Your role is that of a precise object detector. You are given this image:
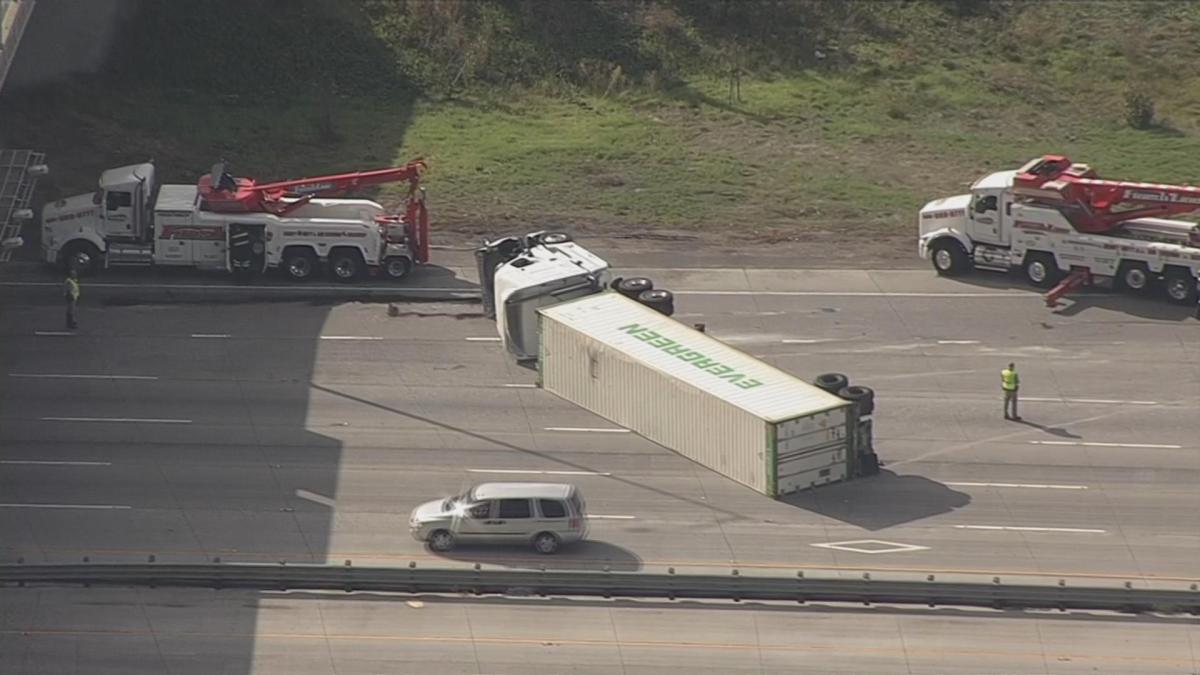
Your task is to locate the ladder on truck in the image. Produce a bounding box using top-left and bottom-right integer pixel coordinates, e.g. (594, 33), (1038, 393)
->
(0, 149), (46, 262)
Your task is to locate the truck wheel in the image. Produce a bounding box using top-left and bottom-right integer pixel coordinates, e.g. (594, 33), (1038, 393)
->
(1022, 252), (1062, 288)
(539, 232), (572, 245)
(838, 385), (876, 416)
(616, 277), (653, 298)
(329, 250), (363, 283)
(1163, 269), (1199, 305)
(1115, 261), (1152, 294)
(383, 256), (413, 281)
(282, 248), (318, 282)
(637, 289), (675, 316)
(930, 240), (970, 276)
(60, 241), (101, 276)
(813, 373), (849, 395)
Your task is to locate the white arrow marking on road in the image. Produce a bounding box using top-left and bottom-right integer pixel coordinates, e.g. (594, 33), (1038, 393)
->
(953, 525), (1106, 534)
(1029, 440), (1182, 449)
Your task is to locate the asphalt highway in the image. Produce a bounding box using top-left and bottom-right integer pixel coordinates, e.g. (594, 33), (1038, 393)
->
(2, 587), (1197, 674)
(1, 261), (1197, 673)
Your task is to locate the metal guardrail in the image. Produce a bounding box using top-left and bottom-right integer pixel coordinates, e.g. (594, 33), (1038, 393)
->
(2, 562), (1198, 613)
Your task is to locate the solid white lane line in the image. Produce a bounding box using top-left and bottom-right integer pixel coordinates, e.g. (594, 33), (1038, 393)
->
(33, 331), (74, 336)
(677, 291), (1021, 298)
(780, 338), (836, 344)
(1023, 397), (1159, 406)
(936, 340), (980, 345)
(0, 460), (112, 466)
(588, 515), (636, 520)
(191, 334), (231, 339)
(466, 337), (502, 342)
(0, 281), (472, 292)
(953, 525), (1106, 534)
(1029, 440), (1182, 449)
(40, 417), (192, 424)
(945, 481), (1087, 490)
(295, 489), (336, 508)
(503, 384), (537, 388)
(320, 336), (383, 341)
(467, 469), (613, 476)
(544, 427), (631, 434)
(8, 373), (158, 381)
(0, 503), (131, 510)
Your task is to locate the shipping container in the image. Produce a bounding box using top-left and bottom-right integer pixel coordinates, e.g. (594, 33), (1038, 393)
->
(538, 292), (857, 497)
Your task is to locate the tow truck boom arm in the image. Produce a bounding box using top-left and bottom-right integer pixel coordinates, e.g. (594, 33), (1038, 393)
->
(1012, 155), (1200, 233)
(198, 159), (427, 216)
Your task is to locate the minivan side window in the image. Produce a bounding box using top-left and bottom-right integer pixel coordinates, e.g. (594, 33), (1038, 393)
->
(498, 499), (532, 519)
(538, 499), (567, 518)
(468, 503), (491, 519)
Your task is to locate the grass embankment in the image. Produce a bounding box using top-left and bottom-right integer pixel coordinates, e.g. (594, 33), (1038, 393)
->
(5, 1), (1200, 256)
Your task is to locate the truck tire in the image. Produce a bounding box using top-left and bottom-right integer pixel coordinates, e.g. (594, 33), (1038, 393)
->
(838, 385), (875, 416)
(383, 255), (413, 281)
(1022, 252), (1062, 288)
(539, 232), (572, 245)
(328, 249), (364, 283)
(637, 289), (675, 316)
(1115, 261), (1152, 294)
(616, 277), (654, 298)
(930, 239), (970, 276)
(813, 373), (849, 395)
(60, 241), (101, 276)
(1163, 268), (1199, 305)
(282, 247), (318, 282)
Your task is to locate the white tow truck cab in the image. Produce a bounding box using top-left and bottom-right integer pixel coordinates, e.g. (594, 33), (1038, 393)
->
(42, 160), (429, 283)
(919, 157), (1200, 305)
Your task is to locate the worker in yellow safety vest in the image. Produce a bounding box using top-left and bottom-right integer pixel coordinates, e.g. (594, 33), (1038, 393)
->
(1001, 362), (1020, 421)
(64, 269), (79, 330)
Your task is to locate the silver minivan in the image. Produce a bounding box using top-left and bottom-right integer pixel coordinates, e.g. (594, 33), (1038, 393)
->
(409, 482), (588, 554)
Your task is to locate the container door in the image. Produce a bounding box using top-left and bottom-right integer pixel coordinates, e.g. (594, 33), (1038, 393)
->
(773, 408), (850, 495)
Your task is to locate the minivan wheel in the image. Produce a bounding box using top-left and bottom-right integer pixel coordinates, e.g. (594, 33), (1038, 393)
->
(428, 530), (456, 552)
(532, 532), (560, 554)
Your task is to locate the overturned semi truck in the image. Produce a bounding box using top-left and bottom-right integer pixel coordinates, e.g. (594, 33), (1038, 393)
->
(475, 231), (879, 497)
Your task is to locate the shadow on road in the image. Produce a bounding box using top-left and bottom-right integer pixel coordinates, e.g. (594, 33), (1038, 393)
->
(435, 539), (642, 572)
(943, 272), (1199, 322)
(782, 469), (970, 531)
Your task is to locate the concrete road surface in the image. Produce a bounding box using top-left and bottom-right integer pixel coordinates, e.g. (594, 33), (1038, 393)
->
(2, 587), (1197, 674)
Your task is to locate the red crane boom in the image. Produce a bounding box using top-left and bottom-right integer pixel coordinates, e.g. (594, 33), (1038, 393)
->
(196, 159), (431, 263)
(1012, 155), (1200, 233)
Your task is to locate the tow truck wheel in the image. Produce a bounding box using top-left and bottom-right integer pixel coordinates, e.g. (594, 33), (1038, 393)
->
(1115, 261), (1152, 293)
(539, 232), (572, 245)
(329, 250), (363, 283)
(282, 248), (318, 282)
(930, 240), (969, 276)
(1022, 253), (1062, 288)
(61, 241), (100, 276)
(383, 256), (413, 281)
(1163, 269), (1199, 305)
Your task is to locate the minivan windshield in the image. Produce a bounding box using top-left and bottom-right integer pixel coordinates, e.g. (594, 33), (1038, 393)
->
(442, 488), (475, 511)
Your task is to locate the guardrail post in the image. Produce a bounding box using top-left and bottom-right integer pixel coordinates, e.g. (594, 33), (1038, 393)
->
(408, 561), (417, 594)
(1190, 583), (1199, 616)
(731, 569), (740, 603)
(991, 576), (1003, 610)
(538, 565), (547, 598)
(603, 565), (612, 599)
(344, 559), (353, 594)
(1057, 578), (1067, 612)
(473, 563), (482, 596)
(667, 567), (675, 601)
(796, 570), (805, 605)
(861, 572), (871, 606)
(278, 560), (287, 592)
